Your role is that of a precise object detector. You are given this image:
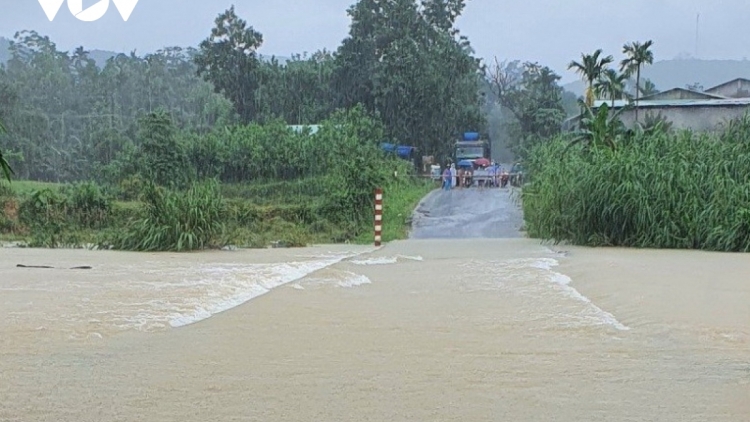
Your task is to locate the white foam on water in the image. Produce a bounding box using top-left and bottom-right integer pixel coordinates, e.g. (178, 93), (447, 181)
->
(351, 256), (398, 265)
(167, 253), (361, 328)
(336, 272), (372, 288)
(350, 255), (424, 265)
(530, 258), (629, 331)
(543, 247), (569, 257)
(458, 257), (629, 331)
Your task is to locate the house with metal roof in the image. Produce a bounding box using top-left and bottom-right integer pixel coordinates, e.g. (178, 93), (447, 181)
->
(704, 78), (750, 99)
(639, 87), (727, 101)
(563, 77), (750, 132)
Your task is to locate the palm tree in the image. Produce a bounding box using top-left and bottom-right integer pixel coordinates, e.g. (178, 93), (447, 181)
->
(639, 79), (659, 97)
(568, 49), (614, 107)
(595, 68), (629, 108)
(0, 120), (13, 182)
(620, 40), (655, 122)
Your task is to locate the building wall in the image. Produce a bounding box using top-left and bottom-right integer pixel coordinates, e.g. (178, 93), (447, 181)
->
(617, 105), (750, 131)
(705, 80), (750, 98)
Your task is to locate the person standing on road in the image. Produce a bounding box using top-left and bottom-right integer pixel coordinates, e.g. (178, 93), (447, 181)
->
(450, 164), (457, 188)
(442, 166), (451, 190)
(489, 162), (498, 188)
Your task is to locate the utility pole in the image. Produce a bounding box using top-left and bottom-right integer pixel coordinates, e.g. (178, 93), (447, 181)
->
(695, 13), (700, 58)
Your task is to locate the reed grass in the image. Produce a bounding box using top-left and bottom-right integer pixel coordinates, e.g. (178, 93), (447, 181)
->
(109, 180), (226, 252)
(522, 115), (750, 251)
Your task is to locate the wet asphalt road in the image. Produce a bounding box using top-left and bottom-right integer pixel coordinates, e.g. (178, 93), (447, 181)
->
(409, 185), (525, 239)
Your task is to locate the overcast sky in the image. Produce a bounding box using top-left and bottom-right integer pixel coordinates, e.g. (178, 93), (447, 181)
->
(2, 0), (749, 83)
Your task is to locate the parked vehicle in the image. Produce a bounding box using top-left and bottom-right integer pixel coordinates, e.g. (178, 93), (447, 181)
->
(453, 131), (491, 166)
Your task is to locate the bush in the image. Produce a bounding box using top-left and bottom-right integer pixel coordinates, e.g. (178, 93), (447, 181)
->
(59, 182), (113, 229)
(109, 179), (226, 251)
(117, 175), (146, 201)
(523, 116), (750, 251)
(18, 189), (69, 247)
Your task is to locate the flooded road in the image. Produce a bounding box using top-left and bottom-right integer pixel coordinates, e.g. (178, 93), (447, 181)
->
(410, 186), (525, 239)
(1, 186), (748, 421)
(1, 240), (748, 421)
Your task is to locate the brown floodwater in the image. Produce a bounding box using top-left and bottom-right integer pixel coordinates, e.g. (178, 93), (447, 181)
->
(0, 239), (747, 421)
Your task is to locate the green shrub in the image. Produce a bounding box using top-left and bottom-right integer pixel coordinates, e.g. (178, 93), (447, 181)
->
(523, 115), (750, 251)
(18, 189), (69, 247)
(109, 180), (226, 251)
(117, 175), (146, 201)
(59, 182), (113, 229)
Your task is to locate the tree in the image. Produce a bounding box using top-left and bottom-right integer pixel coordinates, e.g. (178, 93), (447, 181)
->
(595, 68), (629, 107)
(488, 59), (566, 157)
(567, 102), (628, 153)
(194, 6), (264, 123)
(332, 0), (484, 158)
(640, 79), (659, 97)
(134, 110), (192, 187)
(568, 49), (613, 107)
(0, 29), (232, 183)
(0, 120), (13, 182)
(686, 82), (704, 92)
(620, 40), (654, 122)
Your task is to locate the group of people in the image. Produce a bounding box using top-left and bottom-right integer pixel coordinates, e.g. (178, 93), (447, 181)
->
(440, 162), (509, 190)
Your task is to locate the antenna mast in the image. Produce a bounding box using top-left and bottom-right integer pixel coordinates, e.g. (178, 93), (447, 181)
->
(695, 13), (700, 58)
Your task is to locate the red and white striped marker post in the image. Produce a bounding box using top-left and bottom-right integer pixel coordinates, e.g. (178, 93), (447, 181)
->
(374, 188), (383, 247)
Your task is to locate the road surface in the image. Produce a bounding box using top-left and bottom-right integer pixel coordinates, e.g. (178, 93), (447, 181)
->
(409, 185), (525, 239)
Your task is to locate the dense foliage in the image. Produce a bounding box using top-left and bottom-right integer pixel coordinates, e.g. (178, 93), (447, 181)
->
(523, 114), (750, 251)
(0, 1), (486, 184)
(0, 106), (428, 249)
(0, 1), (486, 250)
(487, 60), (567, 158)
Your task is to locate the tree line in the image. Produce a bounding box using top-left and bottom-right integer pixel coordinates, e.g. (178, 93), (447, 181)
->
(0, 0), (487, 184)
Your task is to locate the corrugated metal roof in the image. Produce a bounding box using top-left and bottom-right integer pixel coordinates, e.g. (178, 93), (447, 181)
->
(640, 87), (727, 100)
(594, 98), (750, 109)
(705, 78), (750, 93)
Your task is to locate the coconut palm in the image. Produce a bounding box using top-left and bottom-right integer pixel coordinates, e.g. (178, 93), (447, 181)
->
(0, 120), (13, 183)
(639, 79), (659, 97)
(568, 49), (614, 107)
(620, 40), (655, 122)
(595, 68), (629, 108)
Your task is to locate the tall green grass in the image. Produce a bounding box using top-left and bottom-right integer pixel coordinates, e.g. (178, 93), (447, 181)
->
(109, 180), (226, 251)
(523, 116), (750, 251)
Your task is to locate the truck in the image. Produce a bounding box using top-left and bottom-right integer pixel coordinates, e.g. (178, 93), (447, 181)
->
(451, 132), (496, 187)
(453, 132), (491, 166)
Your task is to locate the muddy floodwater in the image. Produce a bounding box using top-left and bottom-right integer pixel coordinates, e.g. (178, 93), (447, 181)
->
(1, 239), (748, 421)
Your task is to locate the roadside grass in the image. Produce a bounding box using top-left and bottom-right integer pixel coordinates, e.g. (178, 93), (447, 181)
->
(355, 178), (436, 244)
(1, 177), (435, 249)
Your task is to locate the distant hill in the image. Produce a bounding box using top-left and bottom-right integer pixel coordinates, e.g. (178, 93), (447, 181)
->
(0, 36), (290, 67)
(563, 58), (750, 96)
(11, 35), (750, 102)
